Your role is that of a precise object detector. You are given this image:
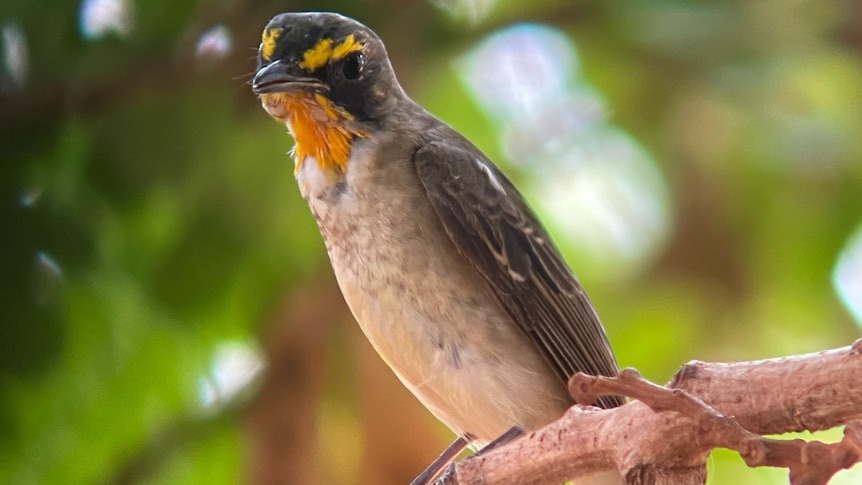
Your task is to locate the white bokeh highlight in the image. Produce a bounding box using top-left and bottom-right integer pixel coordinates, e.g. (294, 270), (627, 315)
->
(79, 0), (134, 40)
(459, 25), (671, 277)
(198, 340), (265, 411)
(195, 24), (232, 61)
(833, 222), (862, 327)
(2, 22), (28, 90)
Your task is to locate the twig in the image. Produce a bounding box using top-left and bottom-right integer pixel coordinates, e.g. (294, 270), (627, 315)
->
(437, 340), (862, 485)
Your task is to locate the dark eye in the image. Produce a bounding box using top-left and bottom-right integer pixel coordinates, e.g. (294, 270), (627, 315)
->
(341, 52), (364, 80)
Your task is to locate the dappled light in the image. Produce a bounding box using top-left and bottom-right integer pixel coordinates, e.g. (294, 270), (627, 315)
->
(458, 25), (670, 278)
(834, 224), (862, 328)
(197, 340), (264, 412)
(79, 0), (134, 40)
(433, 0), (498, 24)
(1, 1), (860, 485)
(1, 21), (27, 92)
(195, 25), (233, 62)
(32, 251), (64, 306)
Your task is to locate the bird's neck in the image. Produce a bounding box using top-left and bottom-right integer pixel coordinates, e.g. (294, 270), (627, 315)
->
(261, 92), (365, 175)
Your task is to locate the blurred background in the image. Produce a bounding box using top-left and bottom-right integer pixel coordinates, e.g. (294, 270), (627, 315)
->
(2, 0), (861, 484)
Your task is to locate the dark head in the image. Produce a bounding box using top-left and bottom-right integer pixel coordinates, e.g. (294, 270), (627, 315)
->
(252, 12), (401, 124)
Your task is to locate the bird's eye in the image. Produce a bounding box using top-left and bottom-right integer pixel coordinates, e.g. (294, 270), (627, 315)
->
(342, 52), (364, 80)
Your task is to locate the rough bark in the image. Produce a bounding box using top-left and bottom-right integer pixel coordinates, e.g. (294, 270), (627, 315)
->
(437, 340), (862, 485)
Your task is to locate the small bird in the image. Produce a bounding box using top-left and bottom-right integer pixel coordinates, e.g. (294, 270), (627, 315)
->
(252, 12), (623, 484)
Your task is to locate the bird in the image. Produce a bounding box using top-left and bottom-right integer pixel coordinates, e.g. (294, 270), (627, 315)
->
(251, 11), (624, 484)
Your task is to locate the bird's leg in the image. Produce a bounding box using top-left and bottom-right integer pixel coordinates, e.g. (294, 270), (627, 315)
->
(408, 427), (525, 485)
(408, 434), (472, 485)
(473, 425), (524, 457)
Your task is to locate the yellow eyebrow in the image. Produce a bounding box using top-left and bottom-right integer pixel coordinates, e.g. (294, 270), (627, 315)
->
(332, 34), (361, 60)
(299, 35), (362, 71)
(261, 27), (282, 61)
(298, 38), (333, 71)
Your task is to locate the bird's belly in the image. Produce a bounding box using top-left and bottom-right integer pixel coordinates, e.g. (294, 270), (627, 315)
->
(333, 231), (571, 444)
(296, 158), (570, 443)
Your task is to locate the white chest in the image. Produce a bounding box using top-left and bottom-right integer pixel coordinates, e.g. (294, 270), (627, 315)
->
(294, 149), (569, 442)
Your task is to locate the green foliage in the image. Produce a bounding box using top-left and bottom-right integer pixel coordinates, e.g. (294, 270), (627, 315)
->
(1, 0), (860, 484)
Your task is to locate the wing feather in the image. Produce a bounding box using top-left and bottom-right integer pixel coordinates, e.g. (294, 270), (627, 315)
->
(414, 140), (623, 408)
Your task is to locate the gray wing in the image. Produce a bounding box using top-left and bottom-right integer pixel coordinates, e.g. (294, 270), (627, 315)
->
(414, 140), (623, 409)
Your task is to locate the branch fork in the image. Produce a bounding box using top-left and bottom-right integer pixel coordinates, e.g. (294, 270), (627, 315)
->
(436, 340), (862, 485)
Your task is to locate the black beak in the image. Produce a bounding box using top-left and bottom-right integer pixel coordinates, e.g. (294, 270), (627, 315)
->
(252, 60), (327, 95)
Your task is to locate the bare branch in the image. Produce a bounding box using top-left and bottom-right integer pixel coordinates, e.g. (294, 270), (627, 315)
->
(437, 340), (862, 485)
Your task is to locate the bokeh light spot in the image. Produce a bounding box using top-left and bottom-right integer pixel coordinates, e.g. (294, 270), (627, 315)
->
(79, 0), (134, 40)
(195, 24), (233, 61)
(833, 223), (862, 327)
(1, 22), (28, 92)
(459, 25), (671, 278)
(431, 0), (498, 24)
(33, 251), (64, 306)
(198, 341), (265, 411)
(18, 188), (42, 208)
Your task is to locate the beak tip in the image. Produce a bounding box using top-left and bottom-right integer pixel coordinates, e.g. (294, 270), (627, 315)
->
(251, 60), (325, 95)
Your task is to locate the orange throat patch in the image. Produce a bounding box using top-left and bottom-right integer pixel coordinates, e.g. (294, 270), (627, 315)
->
(259, 92), (365, 174)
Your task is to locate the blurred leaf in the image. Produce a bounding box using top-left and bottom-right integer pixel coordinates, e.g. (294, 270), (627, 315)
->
(2, 1), (861, 484)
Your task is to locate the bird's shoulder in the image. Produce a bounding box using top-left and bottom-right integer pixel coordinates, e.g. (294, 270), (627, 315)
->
(410, 123), (622, 407)
(411, 123), (576, 295)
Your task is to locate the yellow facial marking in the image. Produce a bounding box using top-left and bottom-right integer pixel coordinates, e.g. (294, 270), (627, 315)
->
(299, 38), (333, 71)
(332, 35), (361, 60)
(298, 35), (362, 71)
(261, 27), (282, 61)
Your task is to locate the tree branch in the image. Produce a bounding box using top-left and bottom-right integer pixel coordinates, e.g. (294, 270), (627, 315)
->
(437, 339), (862, 485)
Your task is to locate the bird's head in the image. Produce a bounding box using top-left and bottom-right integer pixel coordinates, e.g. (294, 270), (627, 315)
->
(252, 12), (401, 174)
